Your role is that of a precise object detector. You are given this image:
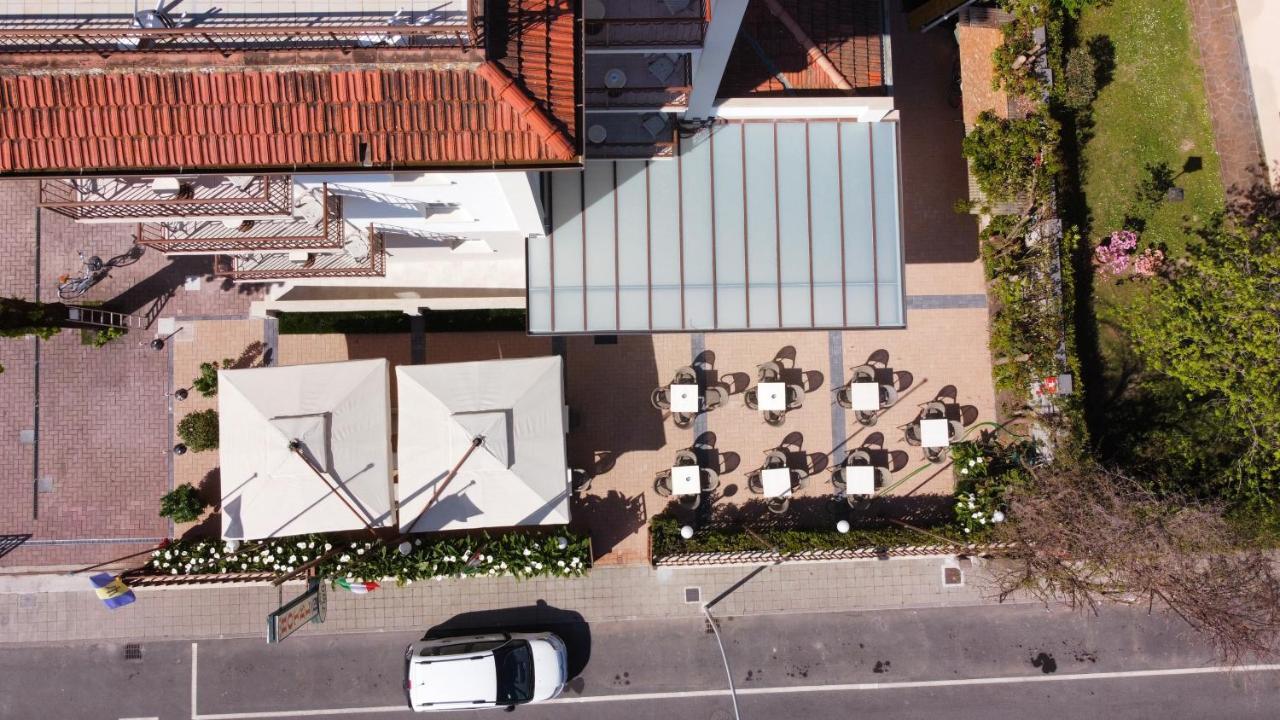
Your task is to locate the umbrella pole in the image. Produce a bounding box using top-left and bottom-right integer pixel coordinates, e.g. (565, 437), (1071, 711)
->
(289, 440), (380, 538)
(400, 436), (484, 535)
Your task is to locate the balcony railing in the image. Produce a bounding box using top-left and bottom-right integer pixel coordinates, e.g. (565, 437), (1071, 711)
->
(137, 186), (343, 253)
(586, 86), (690, 109)
(40, 175), (293, 221)
(584, 18), (705, 48)
(0, 25), (472, 57)
(214, 226), (387, 280)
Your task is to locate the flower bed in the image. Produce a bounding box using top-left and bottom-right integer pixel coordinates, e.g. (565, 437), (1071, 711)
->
(650, 514), (993, 563)
(144, 530), (591, 585)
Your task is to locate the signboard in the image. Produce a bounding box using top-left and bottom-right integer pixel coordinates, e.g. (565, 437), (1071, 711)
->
(267, 578), (327, 644)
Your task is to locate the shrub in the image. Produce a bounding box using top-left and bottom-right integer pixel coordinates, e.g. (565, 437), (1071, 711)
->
(82, 326), (127, 347)
(1060, 45), (1098, 110)
(962, 111), (1061, 204)
(159, 483), (207, 523)
(177, 409), (220, 452)
(192, 360), (230, 397)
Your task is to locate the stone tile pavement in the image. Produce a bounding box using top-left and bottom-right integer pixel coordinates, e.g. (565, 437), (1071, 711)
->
(1188, 0), (1268, 193)
(0, 555), (1019, 644)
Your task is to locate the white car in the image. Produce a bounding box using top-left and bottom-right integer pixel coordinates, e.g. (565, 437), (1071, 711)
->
(405, 632), (568, 712)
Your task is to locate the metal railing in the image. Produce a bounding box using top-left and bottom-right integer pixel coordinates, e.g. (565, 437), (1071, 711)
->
(0, 25), (472, 56)
(214, 226), (386, 280)
(584, 18), (705, 48)
(586, 86), (690, 109)
(40, 175), (293, 221)
(137, 185), (343, 253)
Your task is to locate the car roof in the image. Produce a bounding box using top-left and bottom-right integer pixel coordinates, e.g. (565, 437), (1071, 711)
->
(409, 654), (498, 706)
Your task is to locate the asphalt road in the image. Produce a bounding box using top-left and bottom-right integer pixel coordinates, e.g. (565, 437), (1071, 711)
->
(3, 602), (1279, 720)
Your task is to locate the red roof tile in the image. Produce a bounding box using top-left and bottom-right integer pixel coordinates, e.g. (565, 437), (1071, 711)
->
(499, 0), (578, 143)
(0, 64), (578, 174)
(721, 0), (885, 97)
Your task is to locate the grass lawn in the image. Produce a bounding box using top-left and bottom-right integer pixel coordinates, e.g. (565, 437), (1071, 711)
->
(1078, 0), (1224, 258)
(1074, 0), (1224, 405)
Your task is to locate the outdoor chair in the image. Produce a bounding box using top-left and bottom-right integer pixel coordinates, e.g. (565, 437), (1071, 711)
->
(767, 496), (791, 515)
(764, 409), (786, 426)
(831, 467), (847, 493)
(855, 408), (878, 427)
(880, 384), (899, 408)
(570, 468), (592, 494)
(757, 361), (783, 382)
(673, 411), (695, 429)
(672, 365), (698, 385)
(949, 419), (965, 443)
(674, 448), (699, 467)
(847, 449), (873, 467)
(922, 400), (947, 420)
(764, 449), (788, 469)
(677, 492), (701, 510)
(925, 445), (948, 464)
(650, 387), (671, 411)
(850, 365), (876, 384)
(700, 467), (720, 493)
(835, 384), (853, 410)
(785, 384), (804, 410)
(746, 469), (764, 494)
(904, 422), (923, 446)
(653, 470), (673, 497)
(704, 385), (728, 411)
(790, 468), (810, 492)
(744, 386), (760, 410)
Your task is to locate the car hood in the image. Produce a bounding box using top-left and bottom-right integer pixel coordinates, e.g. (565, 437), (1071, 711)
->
(529, 638), (567, 701)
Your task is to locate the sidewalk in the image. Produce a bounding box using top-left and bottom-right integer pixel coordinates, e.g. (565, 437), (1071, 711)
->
(0, 556), (1019, 644)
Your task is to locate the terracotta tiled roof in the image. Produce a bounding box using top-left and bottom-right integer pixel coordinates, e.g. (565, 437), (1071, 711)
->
(721, 0), (885, 97)
(0, 64), (577, 175)
(499, 0), (577, 142)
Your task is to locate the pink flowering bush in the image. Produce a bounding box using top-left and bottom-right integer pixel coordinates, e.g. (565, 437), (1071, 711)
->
(1094, 230), (1139, 276)
(1131, 247), (1166, 277)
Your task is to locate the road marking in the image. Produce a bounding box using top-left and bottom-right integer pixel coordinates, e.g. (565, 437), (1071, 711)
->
(190, 663), (1280, 719)
(191, 642), (199, 720)
(118, 716), (160, 720)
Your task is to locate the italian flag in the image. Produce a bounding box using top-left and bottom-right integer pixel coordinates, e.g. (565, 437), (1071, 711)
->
(336, 578), (380, 593)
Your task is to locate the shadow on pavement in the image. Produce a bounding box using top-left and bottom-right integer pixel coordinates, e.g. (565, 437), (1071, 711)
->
(424, 600), (592, 682)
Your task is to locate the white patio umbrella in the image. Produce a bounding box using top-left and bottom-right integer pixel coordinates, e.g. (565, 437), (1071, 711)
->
(218, 358), (394, 540)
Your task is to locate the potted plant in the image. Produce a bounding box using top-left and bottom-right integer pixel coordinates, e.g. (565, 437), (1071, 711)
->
(177, 409), (220, 452)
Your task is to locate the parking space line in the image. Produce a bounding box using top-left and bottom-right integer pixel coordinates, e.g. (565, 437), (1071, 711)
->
(187, 663), (1280, 718)
(191, 642), (198, 720)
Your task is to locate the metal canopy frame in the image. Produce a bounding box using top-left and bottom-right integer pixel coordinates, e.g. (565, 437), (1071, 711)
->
(528, 119), (905, 334)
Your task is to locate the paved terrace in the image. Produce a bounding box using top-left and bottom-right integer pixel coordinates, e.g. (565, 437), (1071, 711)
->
(0, 4), (981, 570)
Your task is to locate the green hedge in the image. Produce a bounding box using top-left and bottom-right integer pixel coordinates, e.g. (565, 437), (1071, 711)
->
(650, 515), (992, 560)
(422, 309), (526, 332)
(144, 529), (590, 584)
(278, 311), (411, 334)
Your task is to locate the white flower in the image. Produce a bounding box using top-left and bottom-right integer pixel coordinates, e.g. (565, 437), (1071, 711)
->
(324, 543), (333, 551)
(486, 555), (494, 562)
(414, 539), (422, 546)
(351, 542), (359, 548)
(406, 579), (413, 584)
(523, 548), (532, 556)
(499, 562), (508, 570)
(152, 550), (161, 557)
(297, 541), (306, 549)
(533, 562), (543, 570)
(171, 568), (179, 574)
(963, 527), (971, 533)
(434, 575), (444, 581)
(241, 564), (248, 570)
(164, 551), (172, 559)
(288, 555), (297, 563)
(557, 560), (565, 567)
(365, 542), (373, 549)
(960, 468), (968, 475)
(339, 554), (351, 562)
(356, 548), (365, 555)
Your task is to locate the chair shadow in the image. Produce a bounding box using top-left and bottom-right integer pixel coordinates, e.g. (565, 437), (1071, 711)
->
(934, 385), (959, 402)
(805, 452), (829, 474)
(719, 451), (741, 474)
(888, 450), (911, 472)
(872, 366), (895, 386)
(720, 372), (753, 395)
(779, 431), (806, 452)
(861, 431), (886, 449)
(894, 370), (915, 392)
(694, 349), (717, 372)
(959, 405), (980, 426)
(773, 345), (798, 367)
(571, 490), (646, 561)
(801, 370), (825, 393)
(866, 349), (890, 367)
(694, 431), (718, 449)
(592, 451), (617, 476)
(722, 482), (739, 498)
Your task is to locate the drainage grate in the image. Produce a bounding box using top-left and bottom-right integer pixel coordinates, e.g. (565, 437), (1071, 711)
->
(123, 643), (142, 661)
(684, 586), (701, 603)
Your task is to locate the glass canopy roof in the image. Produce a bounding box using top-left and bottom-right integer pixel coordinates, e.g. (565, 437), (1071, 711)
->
(528, 119), (904, 334)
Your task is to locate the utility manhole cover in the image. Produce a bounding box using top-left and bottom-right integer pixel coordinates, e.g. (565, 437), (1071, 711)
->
(683, 587), (701, 603)
(123, 643), (142, 661)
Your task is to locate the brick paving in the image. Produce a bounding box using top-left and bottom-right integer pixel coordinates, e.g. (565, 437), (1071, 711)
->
(1187, 0), (1268, 193)
(0, 556), (1021, 644)
(0, 178), (268, 569)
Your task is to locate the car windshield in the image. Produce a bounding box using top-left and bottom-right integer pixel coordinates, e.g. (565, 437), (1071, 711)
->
(494, 640), (534, 704)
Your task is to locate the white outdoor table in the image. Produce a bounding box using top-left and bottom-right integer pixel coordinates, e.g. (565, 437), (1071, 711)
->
(762, 467), (792, 497)
(920, 418), (951, 448)
(844, 465), (876, 495)
(757, 382), (786, 411)
(671, 465), (700, 496)
(849, 382), (880, 411)
(670, 384), (699, 413)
